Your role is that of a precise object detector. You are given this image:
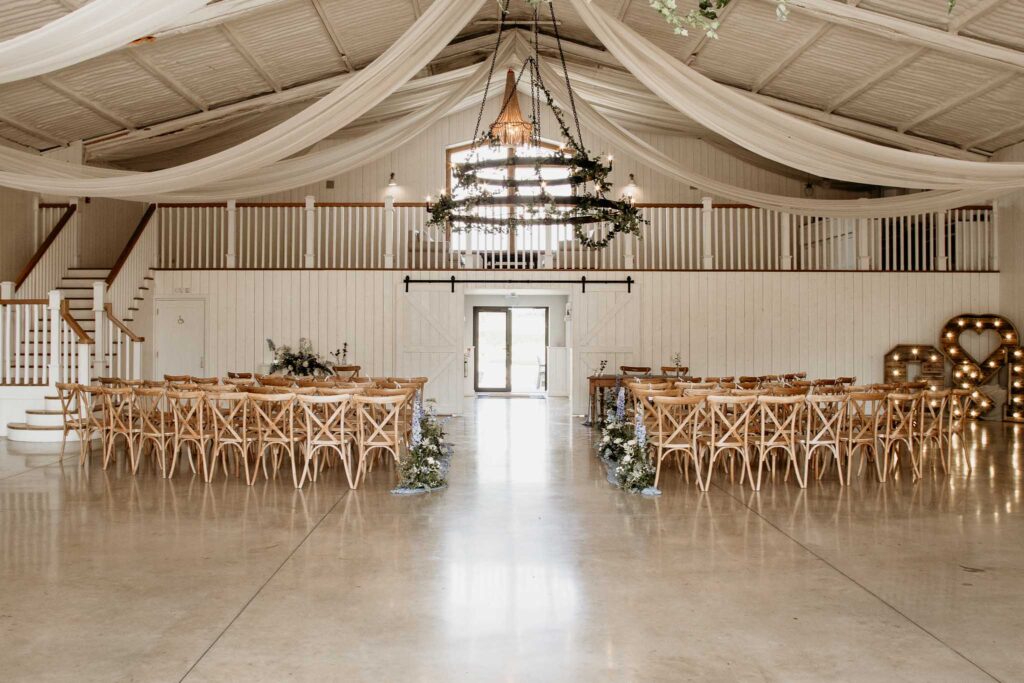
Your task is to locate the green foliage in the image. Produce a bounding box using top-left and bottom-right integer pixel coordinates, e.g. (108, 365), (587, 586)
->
(266, 338), (333, 377)
(615, 437), (656, 492)
(598, 418), (633, 462)
(396, 401), (451, 491)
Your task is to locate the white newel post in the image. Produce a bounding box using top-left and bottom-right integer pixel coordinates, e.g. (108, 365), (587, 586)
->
(0, 282), (12, 383)
(304, 195), (316, 268)
(780, 212), (793, 270)
(384, 194), (395, 268)
(700, 197), (714, 270)
(77, 341), (91, 386)
(92, 281), (106, 377)
(226, 199), (237, 268)
(855, 217), (872, 270)
(47, 290), (61, 387)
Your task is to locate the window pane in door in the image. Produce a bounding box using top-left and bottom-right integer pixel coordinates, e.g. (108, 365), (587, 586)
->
(476, 310), (508, 390)
(510, 308), (547, 393)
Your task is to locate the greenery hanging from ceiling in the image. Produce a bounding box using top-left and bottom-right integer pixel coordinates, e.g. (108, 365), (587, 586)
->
(522, 0), (958, 40)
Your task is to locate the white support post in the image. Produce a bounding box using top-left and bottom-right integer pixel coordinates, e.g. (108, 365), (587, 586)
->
(131, 340), (142, 380)
(856, 217), (873, 270)
(225, 199), (237, 268)
(77, 342), (91, 386)
(780, 212), (793, 270)
(47, 290), (61, 387)
(384, 194), (395, 269)
(70, 197), (80, 268)
(700, 197), (715, 270)
(991, 206), (999, 272)
(92, 281), (106, 377)
(0, 282), (12, 384)
(32, 194), (40, 247)
(933, 212), (948, 271)
(304, 195), (316, 268)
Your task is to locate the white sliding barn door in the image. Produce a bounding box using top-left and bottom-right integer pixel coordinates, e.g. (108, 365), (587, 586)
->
(570, 284), (642, 414)
(395, 285), (464, 415)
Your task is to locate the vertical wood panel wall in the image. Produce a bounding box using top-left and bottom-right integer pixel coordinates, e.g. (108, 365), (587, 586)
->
(151, 270), (999, 392)
(0, 186), (36, 283)
(78, 198), (148, 269)
(994, 141), (1024, 327)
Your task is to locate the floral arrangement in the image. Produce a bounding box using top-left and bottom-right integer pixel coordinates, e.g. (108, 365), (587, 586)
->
(266, 338), (334, 377)
(329, 342), (349, 365)
(395, 395), (453, 493)
(598, 386), (632, 461)
(614, 410), (658, 493)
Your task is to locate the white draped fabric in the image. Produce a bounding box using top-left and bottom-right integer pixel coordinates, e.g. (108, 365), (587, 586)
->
(157, 43), (517, 201)
(0, 0), (209, 84)
(538, 62), (1001, 217)
(568, 0), (1024, 192)
(0, 0), (485, 196)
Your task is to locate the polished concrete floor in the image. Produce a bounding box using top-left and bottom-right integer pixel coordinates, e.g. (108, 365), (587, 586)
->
(0, 397), (1021, 682)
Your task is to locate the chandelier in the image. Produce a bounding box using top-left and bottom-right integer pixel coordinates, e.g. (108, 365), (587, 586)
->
(425, 0), (645, 250)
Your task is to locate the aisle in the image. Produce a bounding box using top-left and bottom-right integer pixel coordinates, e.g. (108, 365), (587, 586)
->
(0, 398), (1018, 681)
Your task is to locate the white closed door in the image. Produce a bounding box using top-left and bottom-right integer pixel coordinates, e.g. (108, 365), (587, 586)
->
(154, 299), (206, 378)
(570, 284), (642, 413)
(396, 286), (463, 415)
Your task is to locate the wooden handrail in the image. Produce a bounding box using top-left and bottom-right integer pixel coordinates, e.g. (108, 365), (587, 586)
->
(106, 203), (156, 286)
(104, 303), (144, 342)
(0, 298), (48, 305)
(155, 201), (994, 212)
(60, 300), (93, 344)
(14, 204), (77, 290)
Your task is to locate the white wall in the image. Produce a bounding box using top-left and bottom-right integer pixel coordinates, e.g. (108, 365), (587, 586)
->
(148, 269), (998, 407)
(78, 198), (147, 268)
(994, 142), (1024, 327)
(0, 186), (36, 283)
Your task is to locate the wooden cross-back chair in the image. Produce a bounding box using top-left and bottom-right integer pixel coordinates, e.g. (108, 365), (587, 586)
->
(754, 395), (805, 489)
(660, 365), (689, 378)
(189, 376), (219, 385)
(248, 392), (297, 487)
(164, 374), (190, 383)
(703, 394), (757, 490)
(102, 386), (137, 471)
(844, 391), (886, 484)
(880, 393), (921, 481)
(620, 365), (652, 377)
(332, 365), (361, 380)
(257, 375), (294, 388)
(205, 391), (250, 484)
(354, 394), (409, 487)
(78, 385), (108, 466)
(920, 390), (950, 474)
(226, 371), (253, 380)
(945, 389), (973, 473)
(297, 394), (357, 489)
(54, 382), (85, 460)
(803, 394), (848, 486)
(166, 390), (209, 479)
(135, 387), (173, 477)
(651, 395), (706, 489)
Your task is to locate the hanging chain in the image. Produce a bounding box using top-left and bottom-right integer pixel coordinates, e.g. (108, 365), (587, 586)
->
(548, 0), (585, 151)
(471, 0), (512, 145)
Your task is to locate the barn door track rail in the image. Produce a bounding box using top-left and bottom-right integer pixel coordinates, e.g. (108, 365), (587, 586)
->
(403, 275), (634, 293)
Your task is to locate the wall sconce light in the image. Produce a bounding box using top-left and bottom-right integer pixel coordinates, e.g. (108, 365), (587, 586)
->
(387, 172), (397, 187)
(623, 173), (638, 200)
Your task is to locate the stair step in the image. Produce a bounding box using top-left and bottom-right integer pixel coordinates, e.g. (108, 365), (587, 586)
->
(25, 410), (66, 427)
(6, 422), (95, 443)
(60, 278), (103, 288)
(66, 268), (110, 277)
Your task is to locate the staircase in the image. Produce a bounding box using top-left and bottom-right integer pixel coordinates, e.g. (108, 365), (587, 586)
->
(5, 268), (108, 443)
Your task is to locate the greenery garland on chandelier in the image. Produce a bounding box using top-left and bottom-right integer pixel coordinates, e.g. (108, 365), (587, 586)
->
(426, 1), (646, 251)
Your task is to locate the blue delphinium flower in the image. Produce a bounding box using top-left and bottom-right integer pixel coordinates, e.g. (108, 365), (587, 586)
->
(615, 387), (626, 421)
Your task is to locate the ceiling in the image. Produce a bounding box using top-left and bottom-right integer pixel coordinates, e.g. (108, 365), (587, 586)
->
(0, 0), (1021, 171)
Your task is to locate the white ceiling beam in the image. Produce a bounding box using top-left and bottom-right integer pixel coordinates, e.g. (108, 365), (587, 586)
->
(898, 72), (1016, 132)
(38, 75), (137, 130)
(963, 119), (1024, 151)
(947, 0), (1010, 34)
(751, 23), (831, 93)
(127, 51), (209, 111)
(767, 0), (1024, 72)
(826, 46), (926, 113)
(151, 0), (294, 40)
(0, 109), (67, 147)
(220, 24), (282, 92)
(682, 0), (743, 64)
(309, 0), (355, 73)
(618, 0), (634, 21)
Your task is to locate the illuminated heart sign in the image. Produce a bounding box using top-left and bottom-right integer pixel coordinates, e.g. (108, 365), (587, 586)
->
(940, 314), (1020, 419)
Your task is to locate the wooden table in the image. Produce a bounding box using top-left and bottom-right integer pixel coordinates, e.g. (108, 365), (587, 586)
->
(585, 374), (679, 426)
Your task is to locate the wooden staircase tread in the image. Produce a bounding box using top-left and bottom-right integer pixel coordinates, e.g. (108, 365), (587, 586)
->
(25, 409), (64, 416)
(6, 422), (64, 431)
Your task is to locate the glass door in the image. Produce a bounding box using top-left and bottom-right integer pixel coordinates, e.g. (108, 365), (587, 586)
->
(474, 307), (510, 391)
(474, 307), (549, 393)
